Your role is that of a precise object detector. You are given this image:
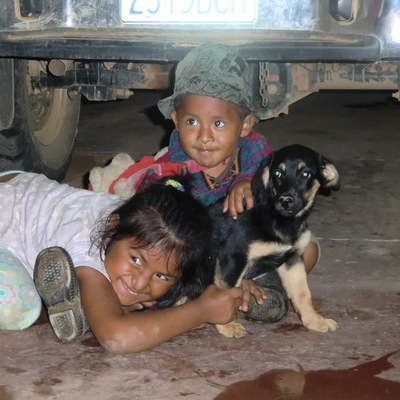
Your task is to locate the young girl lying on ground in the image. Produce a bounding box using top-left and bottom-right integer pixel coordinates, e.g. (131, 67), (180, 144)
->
(0, 171), (265, 353)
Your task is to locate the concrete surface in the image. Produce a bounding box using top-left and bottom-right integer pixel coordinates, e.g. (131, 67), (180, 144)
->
(1, 90), (399, 399)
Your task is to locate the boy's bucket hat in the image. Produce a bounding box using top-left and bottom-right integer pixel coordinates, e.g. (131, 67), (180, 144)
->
(158, 43), (254, 118)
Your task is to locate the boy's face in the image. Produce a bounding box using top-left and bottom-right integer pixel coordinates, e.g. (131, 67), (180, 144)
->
(170, 94), (255, 177)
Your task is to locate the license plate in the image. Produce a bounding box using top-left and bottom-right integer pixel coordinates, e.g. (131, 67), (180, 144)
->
(120, 0), (257, 24)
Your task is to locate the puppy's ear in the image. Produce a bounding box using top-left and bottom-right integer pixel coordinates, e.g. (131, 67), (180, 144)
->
(251, 152), (275, 205)
(319, 156), (340, 191)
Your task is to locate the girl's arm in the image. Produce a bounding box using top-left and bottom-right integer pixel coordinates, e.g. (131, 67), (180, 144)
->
(76, 266), (243, 354)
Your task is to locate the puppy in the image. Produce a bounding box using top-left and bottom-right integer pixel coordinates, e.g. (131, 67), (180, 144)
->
(208, 144), (340, 338)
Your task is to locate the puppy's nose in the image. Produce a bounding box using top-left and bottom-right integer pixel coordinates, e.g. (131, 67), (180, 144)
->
(279, 195), (294, 209)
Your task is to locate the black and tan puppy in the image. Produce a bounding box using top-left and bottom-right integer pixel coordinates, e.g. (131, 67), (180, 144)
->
(208, 144), (340, 338)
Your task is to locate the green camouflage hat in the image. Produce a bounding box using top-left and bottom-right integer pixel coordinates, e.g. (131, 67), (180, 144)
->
(158, 43), (254, 119)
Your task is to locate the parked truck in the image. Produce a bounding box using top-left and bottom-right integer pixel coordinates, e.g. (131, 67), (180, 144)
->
(1, 0), (399, 179)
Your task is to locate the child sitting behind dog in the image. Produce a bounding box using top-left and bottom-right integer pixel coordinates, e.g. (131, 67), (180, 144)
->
(91, 43), (320, 323)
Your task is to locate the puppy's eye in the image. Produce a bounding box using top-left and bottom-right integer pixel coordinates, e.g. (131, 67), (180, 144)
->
(273, 170), (282, 178)
(302, 171), (312, 179)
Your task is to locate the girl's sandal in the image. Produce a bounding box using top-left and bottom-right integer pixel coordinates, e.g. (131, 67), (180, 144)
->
(34, 246), (88, 341)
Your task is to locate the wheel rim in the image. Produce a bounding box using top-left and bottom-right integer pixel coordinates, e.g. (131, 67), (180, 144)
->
(29, 87), (69, 146)
(23, 60), (81, 174)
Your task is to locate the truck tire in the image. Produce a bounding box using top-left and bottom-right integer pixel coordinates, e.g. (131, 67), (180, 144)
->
(0, 59), (81, 181)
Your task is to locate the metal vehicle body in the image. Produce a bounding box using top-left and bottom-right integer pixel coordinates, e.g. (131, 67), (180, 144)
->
(1, 0), (399, 179)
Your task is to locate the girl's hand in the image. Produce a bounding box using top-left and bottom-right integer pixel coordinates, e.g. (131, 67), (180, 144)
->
(223, 180), (254, 219)
(239, 279), (267, 312)
(122, 300), (156, 313)
(196, 284), (243, 325)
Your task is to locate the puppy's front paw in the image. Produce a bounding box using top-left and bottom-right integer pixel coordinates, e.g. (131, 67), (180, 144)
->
(216, 321), (247, 338)
(323, 318), (339, 331)
(303, 314), (339, 332)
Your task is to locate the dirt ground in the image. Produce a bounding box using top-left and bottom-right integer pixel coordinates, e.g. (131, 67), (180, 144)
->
(1, 89), (399, 399)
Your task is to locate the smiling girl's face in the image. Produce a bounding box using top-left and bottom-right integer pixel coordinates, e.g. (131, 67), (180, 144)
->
(104, 238), (179, 308)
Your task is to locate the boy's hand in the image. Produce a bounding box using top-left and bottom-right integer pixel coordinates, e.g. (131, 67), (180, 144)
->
(239, 279), (267, 312)
(223, 180), (254, 219)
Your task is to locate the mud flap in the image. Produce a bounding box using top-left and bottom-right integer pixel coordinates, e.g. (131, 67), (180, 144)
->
(0, 58), (14, 131)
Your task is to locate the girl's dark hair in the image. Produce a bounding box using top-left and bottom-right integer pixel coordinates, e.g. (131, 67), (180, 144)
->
(92, 179), (214, 309)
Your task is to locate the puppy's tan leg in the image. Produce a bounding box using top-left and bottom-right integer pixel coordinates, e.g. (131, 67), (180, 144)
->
(214, 262), (247, 338)
(215, 322), (246, 338)
(277, 262), (338, 332)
